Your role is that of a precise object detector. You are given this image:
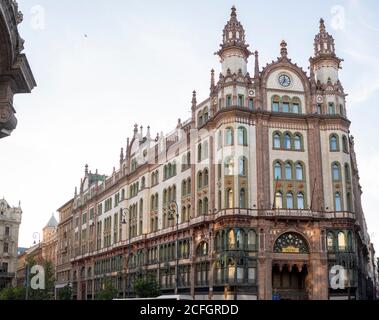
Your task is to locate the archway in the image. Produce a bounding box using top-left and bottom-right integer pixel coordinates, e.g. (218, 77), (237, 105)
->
(271, 232), (311, 300)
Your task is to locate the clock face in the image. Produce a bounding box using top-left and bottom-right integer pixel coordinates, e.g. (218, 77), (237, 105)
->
(248, 90), (255, 97)
(279, 74), (291, 87)
(317, 95), (323, 103)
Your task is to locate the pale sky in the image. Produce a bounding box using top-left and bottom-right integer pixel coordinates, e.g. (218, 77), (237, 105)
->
(1, 0), (378, 251)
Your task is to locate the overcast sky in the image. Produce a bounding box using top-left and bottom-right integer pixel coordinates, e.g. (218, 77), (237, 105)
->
(1, 0), (378, 250)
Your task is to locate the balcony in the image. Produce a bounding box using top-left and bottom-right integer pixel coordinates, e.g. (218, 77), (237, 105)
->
(0, 272), (15, 279)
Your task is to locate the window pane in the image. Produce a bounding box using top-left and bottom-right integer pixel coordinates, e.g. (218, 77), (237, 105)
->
(296, 164), (303, 180)
(285, 164), (292, 180)
(274, 134), (281, 149)
(335, 193), (342, 211)
(286, 193), (294, 209)
(272, 102), (279, 112)
(292, 103), (300, 113)
(282, 102), (289, 113)
(284, 134), (291, 149)
(297, 193), (304, 209)
(274, 163), (281, 179)
(294, 135), (301, 150)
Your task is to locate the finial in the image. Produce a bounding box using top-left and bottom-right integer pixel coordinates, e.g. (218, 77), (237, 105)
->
(280, 40), (288, 58)
(120, 148), (124, 162)
(74, 186), (78, 197)
(140, 125), (143, 136)
(320, 18), (326, 33)
(192, 90), (197, 110)
(210, 69), (215, 90)
(133, 124), (138, 135)
(147, 126), (151, 138)
(254, 50), (259, 78)
(231, 5), (237, 17)
(85, 164), (89, 175)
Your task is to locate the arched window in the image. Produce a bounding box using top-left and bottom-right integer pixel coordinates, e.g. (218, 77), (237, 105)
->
(181, 206), (187, 223)
(203, 169), (209, 187)
(226, 188), (234, 208)
(203, 141), (209, 159)
(338, 232), (346, 251)
(197, 144), (202, 162)
(163, 189), (168, 204)
(197, 242), (209, 257)
(197, 171), (203, 189)
(346, 192), (352, 212)
(237, 127), (247, 145)
(168, 163), (173, 177)
(285, 162), (293, 180)
(334, 192), (342, 211)
(327, 232), (334, 251)
(294, 134), (302, 150)
(272, 96), (280, 112)
(187, 178), (191, 194)
(332, 163), (341, 181)
(339, 104), (345, 116)
(203, 107), (209, 122)
(273, 133), (281, 149)
(198, 200), (203, 216)
(155, 193), (158, 210)
(286, 192), (294, 209)
(228, 229), (236, 249)
(292, 98), (301, 113)
(225, 157), (234, 176)
(328, 102), (335, 115)
(239, 189), (246, 208)
(218, 190), (222, 210)
(248, 230), (257, 249)
(330, 135), (338, 151)
(282, 96), (290, 113)
(182, 180), (187, 197)
(236, 230), (244, 249)
(347, 231), (353, 252)
(284, 133), (291, 150)
(344, 163), (351, 183)
(274, 162), (282, 179)
(297, 193), (305, 210)
(225, 127), (234, 146)
(342, 135), (348, 153)
(217, 130), (222, 150)
(275, 192), (283, 209)
(295, 163), (304, 180)
(239, 157), (247, 176)
(203, 197), (209, 215)
(151, 195), (155, 211)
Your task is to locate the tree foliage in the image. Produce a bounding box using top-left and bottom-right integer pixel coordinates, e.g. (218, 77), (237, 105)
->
(96, 279), (118, 300)
(58, 284), (72, 300)
(133, 276), (160, 298)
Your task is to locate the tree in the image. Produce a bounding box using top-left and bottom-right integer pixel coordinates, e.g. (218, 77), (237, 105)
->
(0, 287), (26, 300)
(25, 257), (56, 300)
(133, 276), (160, 298)
(96, 278), (118, 300)
(58, 285), (72, 300)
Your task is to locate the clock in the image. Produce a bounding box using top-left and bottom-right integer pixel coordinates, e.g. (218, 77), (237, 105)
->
(278, 74), (291, 87)
(248, 89), (255, 97)
(316, 95), (323, 103)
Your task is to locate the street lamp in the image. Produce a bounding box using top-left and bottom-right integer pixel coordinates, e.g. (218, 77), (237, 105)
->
(167, 201), (179, 295)
(33, 232), (40, 245)
(121, 208), (132, 298)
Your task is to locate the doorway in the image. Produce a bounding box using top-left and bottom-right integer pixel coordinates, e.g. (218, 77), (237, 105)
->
(272, 264), (308, 300)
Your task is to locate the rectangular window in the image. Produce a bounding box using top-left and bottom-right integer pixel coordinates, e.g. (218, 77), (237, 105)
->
(317, 104), (322, 114)
(89, 208), (94, 220)
(328, 103), (335, 114)
(3, 243), (9, 253)
(226, 95), (232, 107)
(292, 103), (300, 113)
(5, 227), (10, 237)
(82, 212), (87, 225)
(282, 102), (290, 113)
(272, 102), (279, 112)
(248, 98), (254, 110)
(238, 95), (244, 107)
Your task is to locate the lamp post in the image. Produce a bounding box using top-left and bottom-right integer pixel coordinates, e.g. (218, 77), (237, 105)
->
(33, 232), (40, 245)
(121, 208), (132, 298)
(167, 201), (179, 295)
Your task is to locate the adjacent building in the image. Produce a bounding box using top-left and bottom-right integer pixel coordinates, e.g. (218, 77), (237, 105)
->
(16, 243), (42, 288)
(0, 198), (22, 289)
(55, 199), (74, 298)
(0, 0), (36, 138)
(56, 8), (376, 300)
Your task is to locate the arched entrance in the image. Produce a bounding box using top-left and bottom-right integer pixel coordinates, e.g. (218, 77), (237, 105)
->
(272, 232), (311, 300)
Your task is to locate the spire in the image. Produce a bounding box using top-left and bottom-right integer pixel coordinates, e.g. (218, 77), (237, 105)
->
(216, 6), (250, 58)
(280, 40), (288, 58)
(210, 69), (215, 92)
(120, 148), (124, 162)
(133, 124), (138, 137)
(146, 125), (151, 138)
(191, 90), (197, 110)
(313, 18), (337, 57)
(254, 51), (260, 78)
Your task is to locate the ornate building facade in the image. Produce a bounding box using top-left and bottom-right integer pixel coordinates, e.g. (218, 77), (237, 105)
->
(0, 0), (36, 138)
(0, 198), (22, 289)
(58, 8), (376, 300)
